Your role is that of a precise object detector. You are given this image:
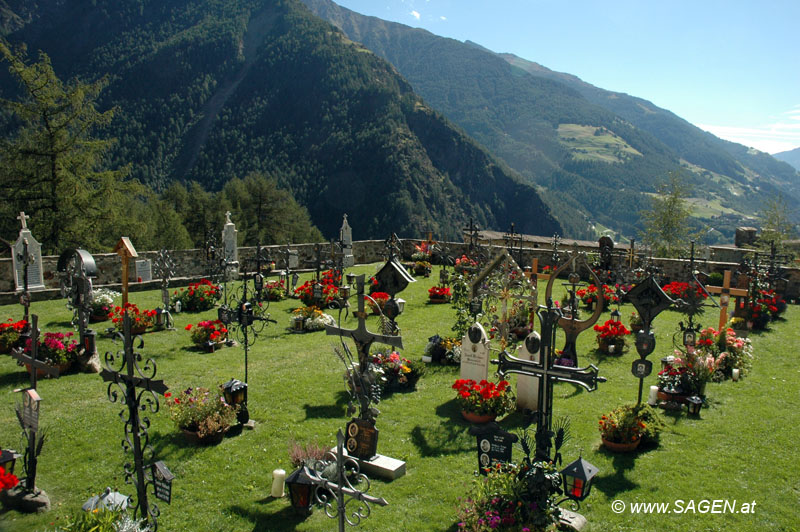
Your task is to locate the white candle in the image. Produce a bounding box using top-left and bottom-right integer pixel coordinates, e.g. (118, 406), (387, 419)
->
(271, 469), (286, 498)
(648, 385), (659, 406)
(732, 369), (740, 381)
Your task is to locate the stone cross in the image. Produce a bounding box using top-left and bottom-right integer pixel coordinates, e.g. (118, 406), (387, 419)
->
(340, 214), (354, 268)
(493, 301), (606, 462)
(100, 313), (169, 529)
(222, 212), (239, 275)
(706, 270), (749, 331)
(13, 213), (45, 297)
(17, 211), (29, 229)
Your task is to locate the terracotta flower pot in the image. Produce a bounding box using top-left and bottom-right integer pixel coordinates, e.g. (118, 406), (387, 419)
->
(461, 411), (497, 424)
(428, 296), (449, 304)
(602, 437), (641, 453)
(657, 390), (689, 404)
(181, 427), (227, 445)
(25, 361), (71, 377)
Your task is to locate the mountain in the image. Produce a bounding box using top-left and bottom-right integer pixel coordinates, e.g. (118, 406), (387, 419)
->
(301, 0), (800, 240)
(0, 0), (560, 241)
(773, 147), (800, 171)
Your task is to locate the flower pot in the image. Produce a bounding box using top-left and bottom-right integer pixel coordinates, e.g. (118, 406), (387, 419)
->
(428, 296), (449, 304)
(657, 390), (689, 404)
(25, 361), (71, 378)
(181, 427), (227, 445)
(130, 326), (148, 335)
(461, 411), (497, 424)
(598, 338), (624, 355)
(89, 313), (108, 323)
(602, 437), (641, 453)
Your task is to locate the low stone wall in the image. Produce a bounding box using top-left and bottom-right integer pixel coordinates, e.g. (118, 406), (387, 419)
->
(2, 239), (798, 303)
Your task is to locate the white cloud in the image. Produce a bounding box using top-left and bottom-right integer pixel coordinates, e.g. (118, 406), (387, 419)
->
(410, 10), (420, 20)
(440, 16), (447, 21)
(697, 107), (800, 154)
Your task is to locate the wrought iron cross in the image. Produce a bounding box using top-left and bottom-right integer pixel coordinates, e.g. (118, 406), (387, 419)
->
(16, 237), (33, 324)
(493, 299), (605, 461)
(463, 218), (480, 257)
(100, 313), (169, 530)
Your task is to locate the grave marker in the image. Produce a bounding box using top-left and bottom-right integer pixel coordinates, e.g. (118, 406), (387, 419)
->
(113, 237), (138, 306)
(12, 212), (45, 294)
(460, 323), (490, 383)
(135, 259), (152, 282)
(222, 211), (239, 275)
(469, 422), (518, 475)
(706, 270), (748, 331)
(516, 333), (541, 411)
(340, 214), (354, 268)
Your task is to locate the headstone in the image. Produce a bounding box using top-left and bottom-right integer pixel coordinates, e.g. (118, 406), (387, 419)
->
(12, 212), (45, 292)
(340, 214), (354, 268)
(468, 422), (518, 475)
(345, 418), (379, 461)
(135, 259), (152, 282)
(516, 333), (540, 411)
(222, 211), (239, 274)
(460, 323), (490, 383)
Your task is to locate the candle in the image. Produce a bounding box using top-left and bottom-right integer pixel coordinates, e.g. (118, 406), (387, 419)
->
(647, 385), (659, 406)
(271, 469), (286, 498)
(732, 369), (740, 381)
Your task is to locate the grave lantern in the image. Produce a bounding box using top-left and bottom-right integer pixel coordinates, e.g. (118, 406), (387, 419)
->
(222, 378), (249, 424)
(346, 273), (357, 286)
(469, 297), (482, 316)
(610, 308), (621, 323)
(686, 396), (703, 416)
(396, 298), (405, 314)
(560, 456), (599, 502)
(660, 355), (674, 370)
(339, 284), (351, 300)
(286, 466), (314, 514)
(383, 298), (400, 320)
(253, 273), (264, 294)
(0, 449), (18, 475)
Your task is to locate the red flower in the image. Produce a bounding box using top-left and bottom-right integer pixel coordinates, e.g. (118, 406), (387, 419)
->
(185, 324), (193, 330)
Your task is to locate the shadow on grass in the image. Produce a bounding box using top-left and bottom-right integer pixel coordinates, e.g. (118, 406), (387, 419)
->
(229, 499), (309, 532)
(148, 429), (229, 463)
(594, 438), (662, 498)
(410, 422), (472, 457)
(0, 368), (29, 388)
(304, 403), (345, 419)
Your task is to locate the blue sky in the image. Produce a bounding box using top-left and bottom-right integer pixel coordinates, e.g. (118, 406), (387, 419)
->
(332, 0), (800, 154)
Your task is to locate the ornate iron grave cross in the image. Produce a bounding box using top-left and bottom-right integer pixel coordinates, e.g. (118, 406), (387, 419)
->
(502, 222), (523, 265)
(10, 315), (58, 493)
(463, 218), (481, 258)
(625, 276), (673, 404)
(100, 313), (171, 530)
(153, 249), (176, 329)
(327, 275), (403, 459)
(492, 299), (605, 462)
(544, 249), (604, 367)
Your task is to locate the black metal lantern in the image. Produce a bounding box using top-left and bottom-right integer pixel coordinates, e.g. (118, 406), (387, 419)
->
(218, 306), (233, 325)
(346, 272), (357, 287)
(222, 378), (249, 424)
(0, 449), (19, 475)
(560, 456), (599, 502)
(286, 466), (314, 514)
(686, 395), (703, 416)
(383, 298), (400, 320)
(340, 285), (351, 300)
(253, 273), (264, 294)
(660, 355), (674, 370)
(610, 308), (621, 323)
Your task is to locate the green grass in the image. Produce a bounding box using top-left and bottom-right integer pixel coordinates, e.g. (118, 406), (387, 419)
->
(557, 124), (642, 164)
(0, 264), (797, 531)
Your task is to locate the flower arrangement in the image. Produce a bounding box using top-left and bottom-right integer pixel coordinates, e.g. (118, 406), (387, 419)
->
(575, 284), (618, 308)
(423, 335), (461, 364)
(295, 270), (341, 306)
(593, 318), (631, 353)
(165, 386), (238, 438)
(108, 303), (157, 332)
(0, 318), (26, 353)
(759, 289), (786, 317)
(628, 311), (643, 332)
(599, 404), (664, 445)
(658, 348), (718, 396)
(454, 254), (478, 274)
(366, 292), (390, 314)
(185, 320), (228, 348)
(694, 326), (754, 379)
(428, 286), (451, 302)
(292, 306), (336, 332)
(661, 281), (707, 314)
(170, 279), (221, 312)
(90, 288), (120, 319)
(452, 379), (515, 418)
(413, 260), (432, 276)
(372, 351), (424, 392)
(0, 465), (19, 491)
(411, 241), (432, 261)
(265, 279), (285, 301)
(657, 361), (692, 394)
(26, 331), (79, 367)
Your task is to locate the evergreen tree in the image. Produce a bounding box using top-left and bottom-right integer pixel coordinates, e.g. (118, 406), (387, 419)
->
(0, 40), (128, 254)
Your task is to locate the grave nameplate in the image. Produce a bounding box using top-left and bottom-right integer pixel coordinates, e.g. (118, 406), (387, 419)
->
(460, 323), (490, 383)
(346, 418), (379, 461)
(469, 423), (518, 475)
(151, 461), (174, 504)
(22, 388), (41, 431)
(135, 259), (152, 282)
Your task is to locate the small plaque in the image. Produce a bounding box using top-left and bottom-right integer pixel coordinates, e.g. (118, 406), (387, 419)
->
(135, 260), (153, 282)
(346, 419), (379, 460)
(469, 423), (518, 475)
(151, 460), (174, 504)
(22, 388), (41, 431)
(631, 359), (652, 379)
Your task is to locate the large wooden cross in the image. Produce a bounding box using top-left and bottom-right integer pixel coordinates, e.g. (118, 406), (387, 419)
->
(326, 274), (403, 370)
(706, 270), (749, 331)
(113, 237), (138, 306)
(100, 313), (169, 527)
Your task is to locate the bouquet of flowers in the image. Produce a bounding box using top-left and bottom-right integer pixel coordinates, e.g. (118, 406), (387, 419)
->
(108, 303), (157, 332)
(0, 318), (26, 353)
(90, 288), (120, 318)
(423, 335), (461, 364)
(593, 318), (631, 353)
(372, 351), (423, 392)
(411, 241), (432, 261)
(454, 254), (478, 275)
(265, 279), (285, 301)
(428, 286), (451, 302)
(170, 279), (221, 312)
(27, 331), (79, 367)
(576, 284), (618, 308)
(452, 379), (515, 417)
(185, 320), (229, 347)
(292, 306), (336, 332)
(295, 270), (341, 306)
(366, 292), (390, 314)
(165, 386), (238, 438)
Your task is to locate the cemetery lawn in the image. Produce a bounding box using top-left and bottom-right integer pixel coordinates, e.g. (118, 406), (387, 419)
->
(1, 264), (798, 532)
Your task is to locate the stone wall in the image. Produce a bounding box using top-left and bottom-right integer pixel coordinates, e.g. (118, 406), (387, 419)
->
(2, 239), (798, 303)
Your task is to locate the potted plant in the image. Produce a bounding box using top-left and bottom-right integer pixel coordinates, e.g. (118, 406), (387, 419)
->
(413, 260), (432, 277)
(0, 318), (26, 354)
(294, 274), (340, 307)
(265, 279), (285, 301)
(661, 281), (708, 315)
(372, 351), (424, 392)
(108, 303), (157, 334)
(427, 286), (451, 303)
(452, 378), (515, 423)
(25, 331), (79, 375)
(411, 242), (432, 262)
(628, 311), (644, 332)
(170, 278), (221, 312)
(454, 254), (478, 275)
(185, 320), (229, 352)
(89, 288), (120, 322)
(598, 404), (645, 452)
(593, 319), (631, 354)
(423, 335), (461, 364)
(366, 292), (390, 314)
(291, 306), (335, 332)
(165, 386), (238, 444)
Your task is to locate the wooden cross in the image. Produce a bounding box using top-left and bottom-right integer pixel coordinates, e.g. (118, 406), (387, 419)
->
(17, 211), (29, 230)
(706, 270), (748, 330)
(326, 274), (403, 371)
(100, 313), (168, 528)
(10, 315), (59, 390)
(493, 301), (605, 461)
(114, 237), (138, 306)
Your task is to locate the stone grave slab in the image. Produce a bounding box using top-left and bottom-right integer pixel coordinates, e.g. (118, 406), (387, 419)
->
(516, 332), (540, 411)
(460, 323), (490, 383)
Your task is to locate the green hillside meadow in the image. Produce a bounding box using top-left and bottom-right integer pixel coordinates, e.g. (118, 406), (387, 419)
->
(0, 265), (797, 531)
